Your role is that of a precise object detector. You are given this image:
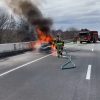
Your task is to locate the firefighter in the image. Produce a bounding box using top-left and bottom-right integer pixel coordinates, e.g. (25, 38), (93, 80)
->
(55, 35), (64, 57)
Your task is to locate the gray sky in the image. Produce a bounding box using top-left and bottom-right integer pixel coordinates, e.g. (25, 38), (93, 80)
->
(0, 0), (100, 32)
(41, 0), (100, 32)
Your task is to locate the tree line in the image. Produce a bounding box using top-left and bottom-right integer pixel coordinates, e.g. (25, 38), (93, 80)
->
(0, 9), (36, 44)
(52, 27), (79, 40)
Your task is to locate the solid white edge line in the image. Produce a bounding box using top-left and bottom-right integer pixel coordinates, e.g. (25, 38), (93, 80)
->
(0, 54), (51, 77)
(86, 65), (92, 80)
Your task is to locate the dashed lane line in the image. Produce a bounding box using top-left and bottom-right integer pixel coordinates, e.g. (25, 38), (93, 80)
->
(86, 65), (92, 80)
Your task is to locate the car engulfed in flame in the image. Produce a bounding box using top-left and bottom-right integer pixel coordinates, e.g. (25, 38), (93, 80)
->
(39, 42), (52, 52)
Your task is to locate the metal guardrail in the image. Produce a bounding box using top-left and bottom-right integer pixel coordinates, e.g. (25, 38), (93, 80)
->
(0, 39), (73, 58)
(0, 41), (36, 58)
(0, 41), (36, 53)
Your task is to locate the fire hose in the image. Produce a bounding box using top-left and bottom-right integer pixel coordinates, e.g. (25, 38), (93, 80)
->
(60, 49), (76, 70)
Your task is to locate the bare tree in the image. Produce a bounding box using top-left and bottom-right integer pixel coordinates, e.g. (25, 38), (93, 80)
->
(0, 9), (36, 43)
(0, 12), (9, 28)
(0, 10), (9, 43)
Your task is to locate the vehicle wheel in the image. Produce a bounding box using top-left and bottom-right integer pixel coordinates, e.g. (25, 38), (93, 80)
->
(93, 37), (96, 43)
(93, 40), (96, 43)
(87, 41), (90, 43)
(80, 41), (82, 44)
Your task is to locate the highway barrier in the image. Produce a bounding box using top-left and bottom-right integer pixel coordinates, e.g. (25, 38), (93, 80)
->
(0, 41), (35, 58)
(0, 39), (72, 58)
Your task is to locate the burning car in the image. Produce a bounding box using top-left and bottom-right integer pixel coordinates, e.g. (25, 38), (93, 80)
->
(39, 42), (52, 52)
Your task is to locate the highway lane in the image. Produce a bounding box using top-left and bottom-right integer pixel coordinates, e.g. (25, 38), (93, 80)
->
(0, 42), (100, 100)
(0, 50), (50, 74)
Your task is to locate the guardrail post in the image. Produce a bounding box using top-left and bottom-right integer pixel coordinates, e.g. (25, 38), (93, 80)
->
(14, 44), (16, 51)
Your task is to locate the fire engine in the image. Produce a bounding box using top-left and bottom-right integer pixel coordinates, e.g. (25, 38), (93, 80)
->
(79, 29), (98, 43)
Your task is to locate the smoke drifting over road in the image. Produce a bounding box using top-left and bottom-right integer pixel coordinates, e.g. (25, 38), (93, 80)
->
(5, 0), (53, 33)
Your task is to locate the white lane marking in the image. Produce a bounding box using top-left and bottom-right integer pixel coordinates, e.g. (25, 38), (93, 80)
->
(92, 44), (95, 52)
(92, 49), (94, 52)
(0, 54), (51, 77)
(86, 65), (92, 80)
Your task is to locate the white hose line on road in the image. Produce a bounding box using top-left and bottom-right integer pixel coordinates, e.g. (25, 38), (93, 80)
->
(0, 54), (51, 77)
(86, 65), (92, 80)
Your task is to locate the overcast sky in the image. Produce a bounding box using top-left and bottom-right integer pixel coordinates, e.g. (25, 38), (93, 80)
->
(0, 0), (100, 32)
(41, 0), (100, 32)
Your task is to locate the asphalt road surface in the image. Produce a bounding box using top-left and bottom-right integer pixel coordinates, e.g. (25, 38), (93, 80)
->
(0, 42), (100, 100)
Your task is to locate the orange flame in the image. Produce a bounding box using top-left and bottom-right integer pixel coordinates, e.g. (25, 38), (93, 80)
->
(34, 28), (56, 52)
(36, 28), (53, 43)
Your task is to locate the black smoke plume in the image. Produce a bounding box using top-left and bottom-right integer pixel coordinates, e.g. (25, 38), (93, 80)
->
(6, 0), (53, 33)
